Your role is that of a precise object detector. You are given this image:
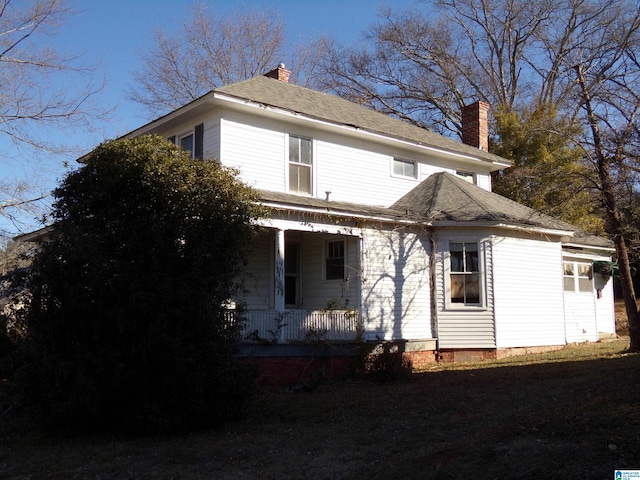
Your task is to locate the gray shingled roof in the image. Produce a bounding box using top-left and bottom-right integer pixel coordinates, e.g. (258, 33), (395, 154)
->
(259, 173), (612, 248)
(259, 190), (410, 222)
(392, 172), (575, 230)
(216, 76), (510, 167)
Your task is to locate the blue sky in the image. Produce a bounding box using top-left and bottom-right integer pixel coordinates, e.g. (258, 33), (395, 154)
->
(0, 0), (420, 236)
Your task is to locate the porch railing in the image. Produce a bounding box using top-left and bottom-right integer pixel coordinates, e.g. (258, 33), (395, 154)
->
(226, 310), (362, 343)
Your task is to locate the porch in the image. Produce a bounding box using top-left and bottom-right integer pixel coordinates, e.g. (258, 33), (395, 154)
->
(228, 309), (363, 343)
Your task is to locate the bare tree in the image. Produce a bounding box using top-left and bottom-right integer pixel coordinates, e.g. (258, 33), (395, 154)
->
(319, 0), (640, 349)
(570, 4), (640, 351)
(0, 0), (105, 237)
(129, 3), (330, 117)
(317, 0), (619, 136)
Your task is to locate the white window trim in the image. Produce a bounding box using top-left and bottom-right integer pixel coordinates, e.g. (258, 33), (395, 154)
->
(391, 157), (418, 180)
(456, 171), (476, 184)
(286, 134), (315, 196)
(178, 129), (195, 158)
(324, 238), (347, 282)
(444, 240), (486, 310)
(563, 260), (594, 293)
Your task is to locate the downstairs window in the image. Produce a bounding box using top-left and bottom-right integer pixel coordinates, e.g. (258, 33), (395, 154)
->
(450, 242), (480, 305)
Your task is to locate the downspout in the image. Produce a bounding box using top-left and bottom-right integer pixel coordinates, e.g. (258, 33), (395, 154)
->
(428, 226), (440, 359)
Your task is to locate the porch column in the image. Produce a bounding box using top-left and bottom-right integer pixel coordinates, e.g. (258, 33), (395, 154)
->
(274, 229), (285, 312)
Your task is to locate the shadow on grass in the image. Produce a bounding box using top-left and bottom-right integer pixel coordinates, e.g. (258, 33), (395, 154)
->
(1, 340), (639, 479)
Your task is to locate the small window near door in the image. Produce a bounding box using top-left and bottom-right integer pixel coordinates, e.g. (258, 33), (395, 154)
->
(563, 262), (575, 291)
(450, 242), (480, 305)
(563, 261), (593, 293)
(285, 243), (300, 307)
(577, 264), (593, 292)
(326, 240), (345, 280)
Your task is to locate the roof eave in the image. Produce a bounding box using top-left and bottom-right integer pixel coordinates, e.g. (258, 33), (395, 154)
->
(213, 92), (511, 171)
(259, 200), (416, 225)
(562, 242), (616, 253)
(431, 220), (574, 237)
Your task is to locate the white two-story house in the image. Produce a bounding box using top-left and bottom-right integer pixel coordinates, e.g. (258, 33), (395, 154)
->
(118, 65), (615, 377)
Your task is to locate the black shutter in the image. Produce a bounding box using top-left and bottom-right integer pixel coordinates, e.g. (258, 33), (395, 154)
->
(168, 135), (176, 144)
(194, 123), (204, 160)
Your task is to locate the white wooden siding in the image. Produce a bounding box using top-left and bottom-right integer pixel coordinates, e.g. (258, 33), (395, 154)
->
(241, 231), (274, 309)
(203, 114), (220, 160)
(435, 232), (496, 348)
(493, 235), (566, 348)
(315, 140), (416, 206)
(564, 292), (597, 343)
(214, 111), (493, 206)
(220, 118), (286, 191)
(595, 274), (616, 335)
(360, 225), (433, 340)
(475, 173), (492, 190)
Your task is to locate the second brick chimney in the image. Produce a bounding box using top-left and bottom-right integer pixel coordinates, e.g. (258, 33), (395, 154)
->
(264, 63), (291, 83)
(462, 101), (489, 151)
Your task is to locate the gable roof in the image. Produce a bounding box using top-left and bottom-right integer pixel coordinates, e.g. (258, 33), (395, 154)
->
(215, 76), (510, 168)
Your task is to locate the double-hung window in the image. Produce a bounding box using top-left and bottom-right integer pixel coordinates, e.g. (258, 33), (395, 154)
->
(450, 242), (480, 305)
(289, 135), (312, 194)
(326, 240), (345, 281)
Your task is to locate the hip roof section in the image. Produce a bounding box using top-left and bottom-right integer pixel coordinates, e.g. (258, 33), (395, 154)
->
(215, 76), (510, 168)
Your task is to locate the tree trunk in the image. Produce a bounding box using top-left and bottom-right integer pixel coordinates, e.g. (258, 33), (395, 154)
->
(575, 65), (640, 352)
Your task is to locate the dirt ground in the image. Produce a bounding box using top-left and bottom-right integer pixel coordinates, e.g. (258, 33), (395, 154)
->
(1, 338), (639, 480)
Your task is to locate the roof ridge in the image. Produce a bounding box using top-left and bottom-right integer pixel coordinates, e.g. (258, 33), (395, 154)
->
(439, 172), (495, 218)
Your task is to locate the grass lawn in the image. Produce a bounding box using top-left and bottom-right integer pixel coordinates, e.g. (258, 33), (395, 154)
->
(1, 338), (639, 479)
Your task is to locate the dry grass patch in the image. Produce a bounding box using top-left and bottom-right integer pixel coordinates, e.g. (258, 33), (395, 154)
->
(2, 339), (639, 479)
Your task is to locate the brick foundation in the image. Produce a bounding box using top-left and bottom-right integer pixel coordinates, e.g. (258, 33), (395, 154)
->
(438, 349), (497, 363)
(404, 350), (438, 368)
(238, 342), (568, 385)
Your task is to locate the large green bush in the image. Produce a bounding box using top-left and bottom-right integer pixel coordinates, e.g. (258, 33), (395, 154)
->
(15, 135), (265, 433)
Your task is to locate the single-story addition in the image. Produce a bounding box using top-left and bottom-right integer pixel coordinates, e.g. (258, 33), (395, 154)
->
(239, 172), (615, 382)
(22, 65), (615, 384)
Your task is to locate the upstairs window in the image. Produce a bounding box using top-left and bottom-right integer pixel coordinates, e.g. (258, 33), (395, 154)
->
(456, 171), (475, 183)
(289, 135), (312, 194)
(180, 133), (194, 156)
(450, 242), (480, 305)
(393, 158), (416, 178)
(326, 240), (345, 280)
(168, 123), (204, 160)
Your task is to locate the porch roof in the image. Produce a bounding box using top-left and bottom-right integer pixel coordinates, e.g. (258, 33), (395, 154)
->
(259, 172), (612, 249)
(259, 190), (410, 223)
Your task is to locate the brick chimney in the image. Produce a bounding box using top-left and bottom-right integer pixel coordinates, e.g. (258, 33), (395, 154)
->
(462, 101), (489, 151)
(264, 63), (290, 83)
